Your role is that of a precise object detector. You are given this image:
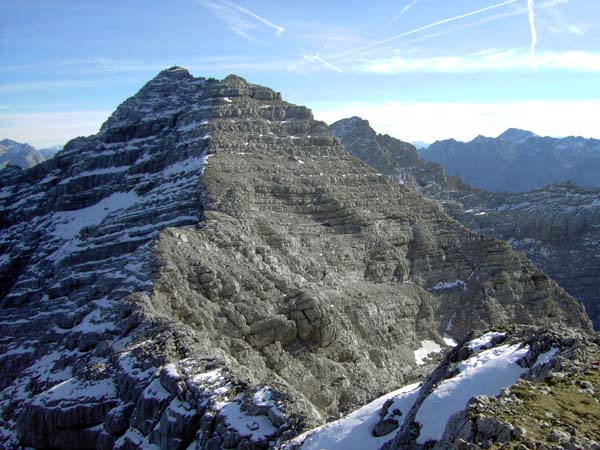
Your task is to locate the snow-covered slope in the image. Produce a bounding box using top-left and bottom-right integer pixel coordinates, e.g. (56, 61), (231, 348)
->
(287, 326), (599, 450)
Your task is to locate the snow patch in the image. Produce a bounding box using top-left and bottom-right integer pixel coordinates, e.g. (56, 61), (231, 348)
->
(218, 400), (277, 441)
(58, 166), (129, 185)
(443, 336), (458, 347)
(534, 347), (559, 367)
(37, 377), (116, 403)
(414, 340), (442, 365)
(142, 378), (170, 401)
(297, 383), (421, 450)
(431, 280), (466, 292)
(468, 332), (506, 353)
(51, 191), (140, 240)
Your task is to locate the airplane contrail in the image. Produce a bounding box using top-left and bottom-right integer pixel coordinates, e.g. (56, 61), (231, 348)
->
(305, 53), (344, 73)
(392, 0), (422, 23)
(227, 1), (285, 36)
(527, 0), (538, 61)
(333, 0), (519, 62)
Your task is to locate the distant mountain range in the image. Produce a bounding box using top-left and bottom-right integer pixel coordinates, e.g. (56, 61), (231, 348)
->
(0, 139), (62, 170)
(410, 141), (430, 149)
(420, 129), (600, 192)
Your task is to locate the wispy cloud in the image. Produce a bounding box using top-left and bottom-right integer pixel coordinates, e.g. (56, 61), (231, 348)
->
(0, 110), (112, 147)
(197, 0), (284, 42)
(392, 0), (422, 23)
(527, 0), (538, 62)
(0, 80), (98, 93)
(359, 49), (600, 73)
(540, 5), (593, 36)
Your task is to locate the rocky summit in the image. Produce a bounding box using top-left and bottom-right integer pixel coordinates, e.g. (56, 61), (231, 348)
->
(0, 68), (593, 449)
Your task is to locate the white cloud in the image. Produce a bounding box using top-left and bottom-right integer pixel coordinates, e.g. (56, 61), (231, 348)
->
(312, 100), (600, 142)
(0, 110), (111, 147)
(358, 49), (600, 73)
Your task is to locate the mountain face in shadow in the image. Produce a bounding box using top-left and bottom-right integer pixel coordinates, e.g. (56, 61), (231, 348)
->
(420, 129), (600, 192)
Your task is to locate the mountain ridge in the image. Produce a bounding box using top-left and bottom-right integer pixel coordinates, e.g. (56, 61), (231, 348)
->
(0, 68), (593, 449)
(331, 116), (600, 329)
(421, 129), (600, 192)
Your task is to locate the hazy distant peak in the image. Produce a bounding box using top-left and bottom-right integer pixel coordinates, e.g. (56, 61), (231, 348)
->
(497, 128), (538, 143)
(0, 138), (24, 147)
(471, 134), (492, 144)
(0, 138), (44, 169)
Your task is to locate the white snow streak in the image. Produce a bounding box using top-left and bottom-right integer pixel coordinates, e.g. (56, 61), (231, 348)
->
(415, 343), (529, 443)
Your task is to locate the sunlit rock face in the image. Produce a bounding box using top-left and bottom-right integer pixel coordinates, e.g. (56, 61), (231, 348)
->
(0, 138), (46, 169)
(0, 68), (591, 449)
(333, 117), (600, 329)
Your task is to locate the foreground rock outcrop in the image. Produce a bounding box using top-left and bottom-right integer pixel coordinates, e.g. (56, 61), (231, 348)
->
(0, 68), (592, 449)
(332, 117), (600, 329)
(286, 325), (600, 450)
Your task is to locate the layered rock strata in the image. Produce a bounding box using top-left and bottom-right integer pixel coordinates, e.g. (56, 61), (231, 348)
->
(332, 117), (600, 329)
(0, 69), (591, 449)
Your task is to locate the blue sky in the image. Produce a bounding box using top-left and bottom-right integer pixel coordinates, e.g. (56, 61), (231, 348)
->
(1, 0), (599, 146)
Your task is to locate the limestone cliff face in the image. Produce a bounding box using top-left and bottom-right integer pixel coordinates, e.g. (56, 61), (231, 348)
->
(442, 183), (600, 329)
(0, 68), (591, 449)
(332, 117), (600, 330)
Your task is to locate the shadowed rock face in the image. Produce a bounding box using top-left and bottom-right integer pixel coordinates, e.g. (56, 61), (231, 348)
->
(332, 117), (600, 330)
(0, 68), (592, 449)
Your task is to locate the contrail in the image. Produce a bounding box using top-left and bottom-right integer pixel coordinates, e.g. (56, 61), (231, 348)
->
(333, 0), (519, 62)
(392, 0), (422, 23)
(226, 1), (285, 36)
(527, 0), (538, 62)
(305, 53), (344, 73)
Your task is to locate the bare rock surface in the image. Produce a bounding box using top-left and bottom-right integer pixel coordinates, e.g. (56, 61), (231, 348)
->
(0, 68), (592, 449)
(332, 117), (600, 329)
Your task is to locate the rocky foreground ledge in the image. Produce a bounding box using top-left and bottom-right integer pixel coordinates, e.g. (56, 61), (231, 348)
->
(0, 67), (594, 449)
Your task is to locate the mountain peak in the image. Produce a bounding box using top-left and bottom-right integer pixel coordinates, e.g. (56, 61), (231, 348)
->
(0, 138), (21, 146)
(498, 128), (537, 143)
(330, 116), (374, 137)
(154, 65), (193, 80)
